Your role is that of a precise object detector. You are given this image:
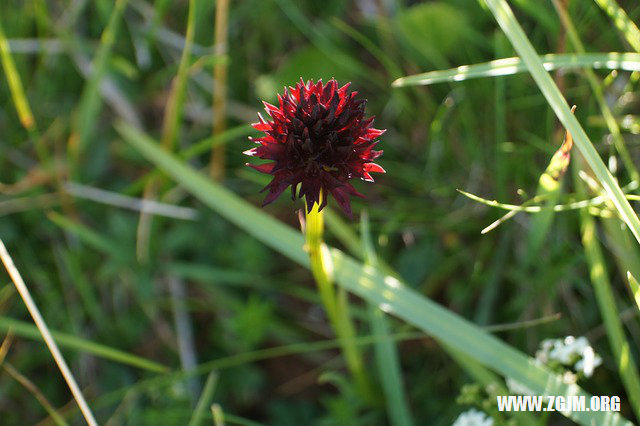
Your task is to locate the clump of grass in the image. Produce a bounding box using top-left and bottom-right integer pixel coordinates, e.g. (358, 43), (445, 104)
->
(2, 1), (640, 424)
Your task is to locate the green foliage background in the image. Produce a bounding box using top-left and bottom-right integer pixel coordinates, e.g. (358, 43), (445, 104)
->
(1, 0), (640, 424)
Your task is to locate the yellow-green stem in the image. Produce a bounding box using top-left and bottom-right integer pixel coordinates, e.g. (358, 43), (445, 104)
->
(305, 197), (372, 402)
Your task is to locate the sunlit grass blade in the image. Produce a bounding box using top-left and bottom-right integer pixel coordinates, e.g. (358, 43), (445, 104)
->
(69, 0), (129, 170)
(483, 0), (640, 246)
(593, 0), (640, 52)
(627, 272), (640, 312)
(0, 316), (170, 373)
(392, 53), (640, 87)
(0, 21), (36, 131)
(116, 121), (633, 425)
(575, 170), (640, 419)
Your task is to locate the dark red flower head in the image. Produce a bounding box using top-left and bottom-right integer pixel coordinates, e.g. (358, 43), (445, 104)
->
(245, 78), (385, 217)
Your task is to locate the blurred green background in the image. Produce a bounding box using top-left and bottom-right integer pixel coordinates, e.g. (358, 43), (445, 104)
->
(1, 0), (640, 424)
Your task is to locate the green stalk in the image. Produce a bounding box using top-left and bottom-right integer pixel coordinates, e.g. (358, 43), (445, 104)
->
(305, 196), (372, 403)
(210, 0), (230, 179)
(573, 165), (640, 420)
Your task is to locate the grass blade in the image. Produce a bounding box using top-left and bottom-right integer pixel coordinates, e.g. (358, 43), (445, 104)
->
(4, 362), (69, 426)
(47, 211), (123, 259)
(593, 0), (640, 52)
(188, 372), (218, 426)
(0, 316), (169, 373)
(525, 107), (574, 258)
(392, 52), (640, 87)
(627, 272), (640, 312)
(483, 0), (640, 246)
(210, 0), (230, 178)
(361, 212), (413, 426)
(137, 0), (197, 262)
(69, 0), (129, 170)
(552, 0), (639, 183)
(116, 121), (633, 425)
(0, 20), (35, 131)
(0, 239), (98, 426)
(575, 169), (640, 419)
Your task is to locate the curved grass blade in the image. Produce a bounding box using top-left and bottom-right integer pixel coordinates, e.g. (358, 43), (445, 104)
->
(0, 316), (169, 373)
(392, 52), (640, 87)
(116, 121), (633, 425)
(483, 0), (640, 246)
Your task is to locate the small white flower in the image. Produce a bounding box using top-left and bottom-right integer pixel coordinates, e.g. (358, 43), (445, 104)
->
(575, 345), (602, 378)
(535, 336), (602, 377)
(452, 409), (494, 426)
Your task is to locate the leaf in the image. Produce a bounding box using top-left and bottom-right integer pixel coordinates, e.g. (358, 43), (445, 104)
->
(392, 53), (640, 87)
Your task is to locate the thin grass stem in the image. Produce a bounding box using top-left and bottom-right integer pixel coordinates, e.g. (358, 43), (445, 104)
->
(210, 0), (230, 179)
(0, 238), (98, 426)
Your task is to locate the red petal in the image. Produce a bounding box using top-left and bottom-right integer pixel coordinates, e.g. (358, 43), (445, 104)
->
(364, 163), (385, 174)
(365, 128), (385, 139)
(247, 163), (274, 174)
(263, 101), (280, 117)
(338, 82), (351, 97)
(252, 122), (271, 131)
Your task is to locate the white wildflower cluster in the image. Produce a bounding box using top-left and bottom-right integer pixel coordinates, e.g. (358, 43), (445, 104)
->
(535, 336), (602, 378)
(452, 409), (494, 426)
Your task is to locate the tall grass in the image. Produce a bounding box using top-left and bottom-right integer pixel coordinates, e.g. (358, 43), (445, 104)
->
(1, 0), (640, 424)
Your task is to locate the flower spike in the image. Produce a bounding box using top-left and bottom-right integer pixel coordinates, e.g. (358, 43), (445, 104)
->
(246, 78), (385, 217)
